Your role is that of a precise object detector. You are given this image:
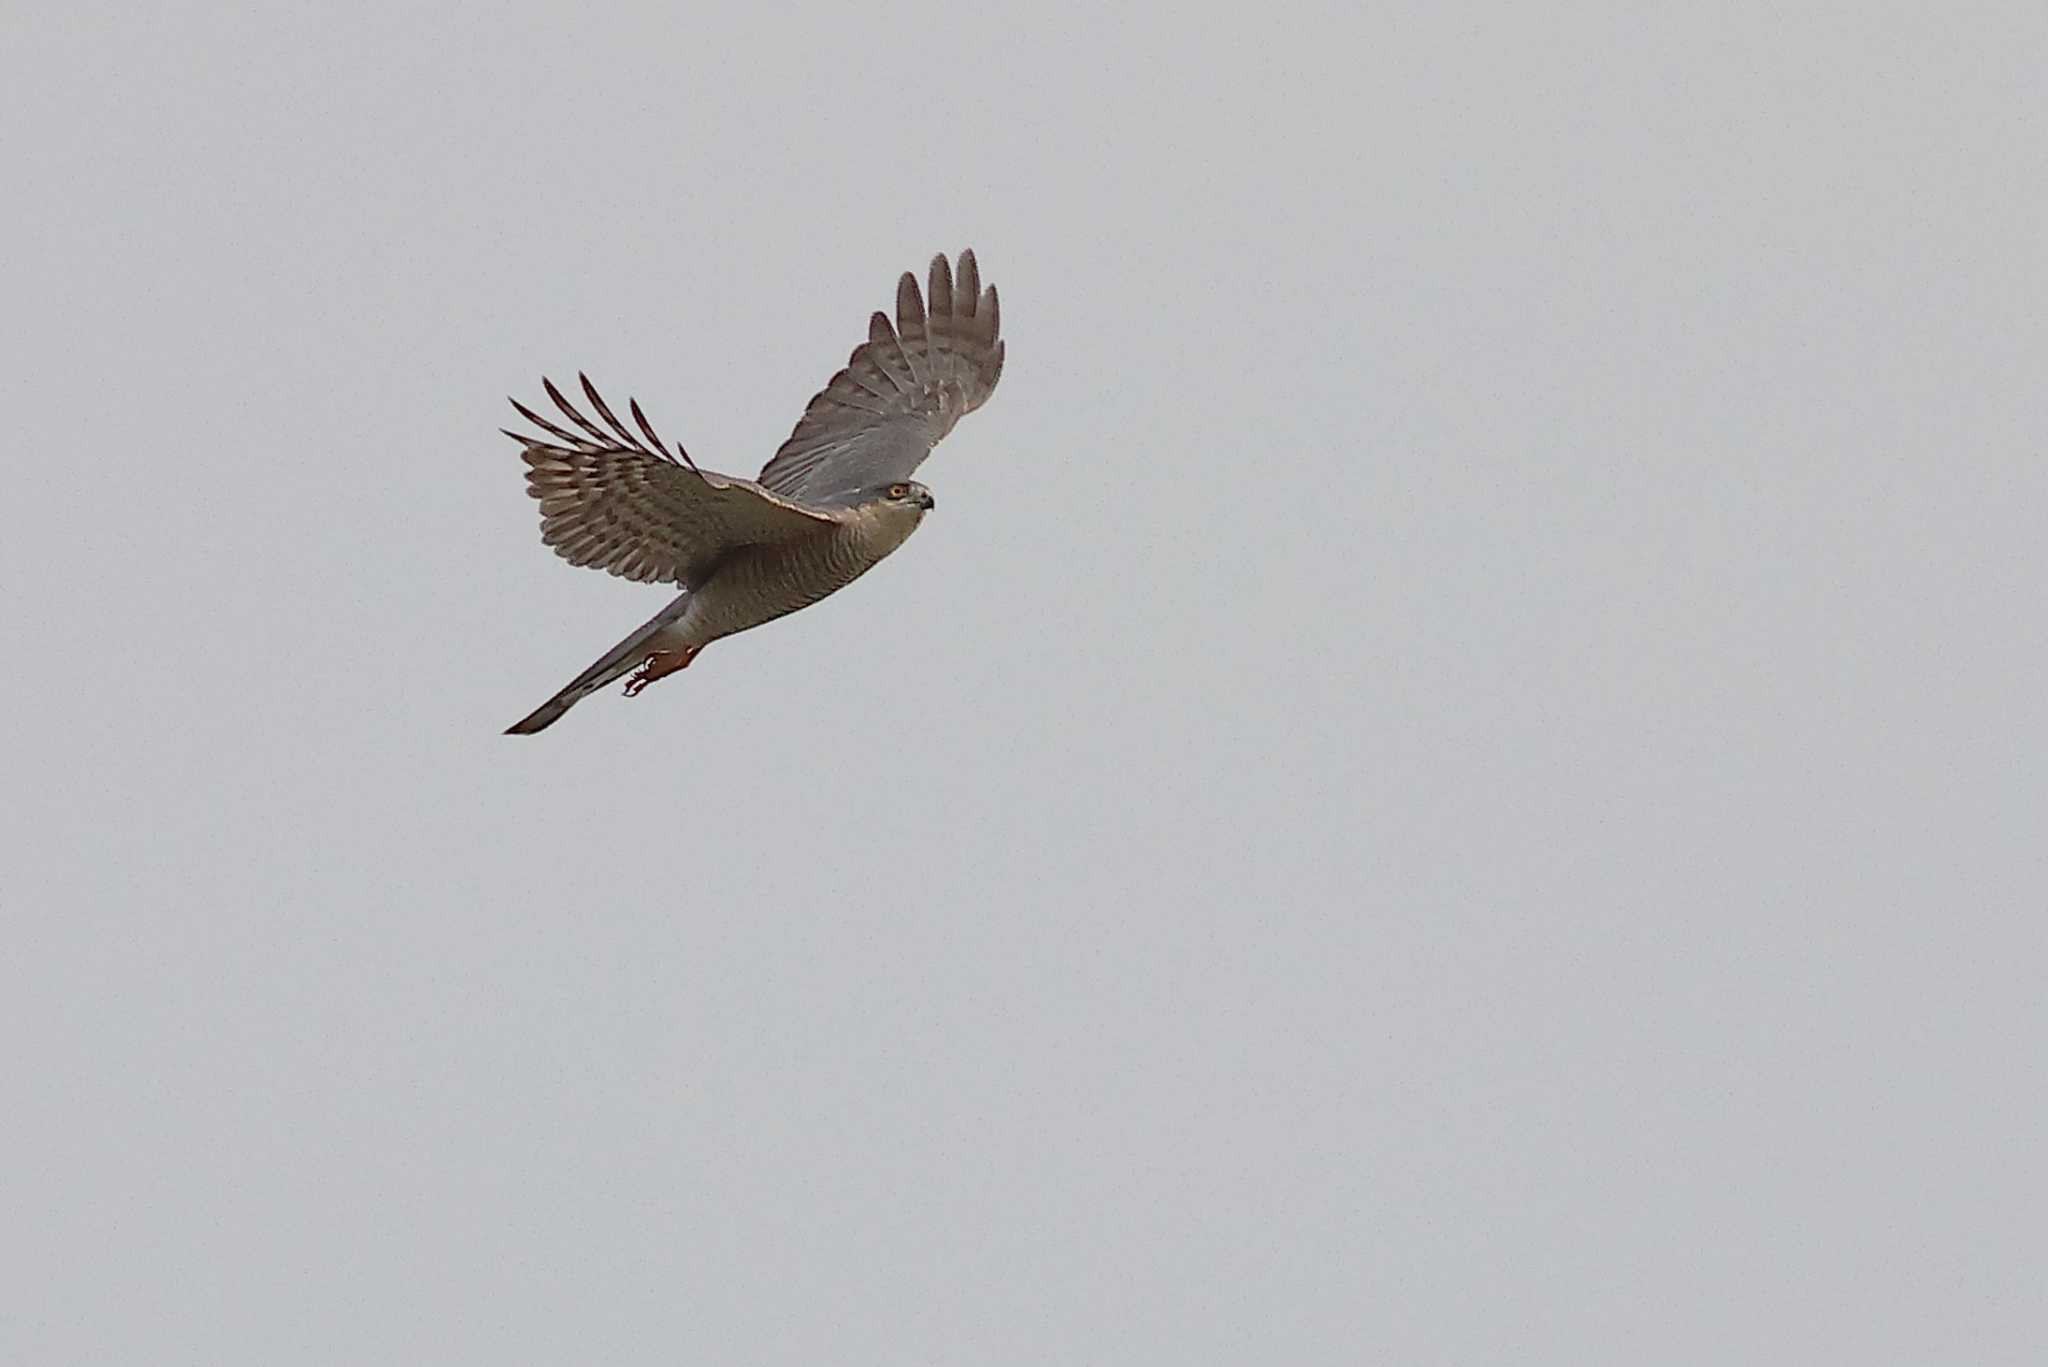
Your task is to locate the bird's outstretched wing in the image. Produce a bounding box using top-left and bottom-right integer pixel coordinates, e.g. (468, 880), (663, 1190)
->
(507, 374), (840, 587)
(755, 249), (1004, 507)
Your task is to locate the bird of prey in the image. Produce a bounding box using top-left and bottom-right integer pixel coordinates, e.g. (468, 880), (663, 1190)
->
(502, 250), (1004, 734)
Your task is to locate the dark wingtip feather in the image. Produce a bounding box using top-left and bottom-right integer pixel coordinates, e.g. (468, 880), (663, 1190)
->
(628, 395), (695, 470)
(956, 250), (980, 316)
(509, 393), (595, 451)
(543, 375), (575, 418)
(628, 396), (661, 451)
(896, 271), (925, 330)
(577, 372), (651, 457)
(546, 374), (627, 448)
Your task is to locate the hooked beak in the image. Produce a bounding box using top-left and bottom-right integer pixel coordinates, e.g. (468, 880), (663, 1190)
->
(918, 489), (936, 511)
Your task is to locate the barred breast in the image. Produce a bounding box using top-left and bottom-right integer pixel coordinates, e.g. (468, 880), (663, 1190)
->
(682, 504), (925, 645)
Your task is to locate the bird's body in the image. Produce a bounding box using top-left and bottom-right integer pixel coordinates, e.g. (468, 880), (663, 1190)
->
(689, 497), (931, 639)
(502, 250), (1001, 733)
(503, 496), (930, 734)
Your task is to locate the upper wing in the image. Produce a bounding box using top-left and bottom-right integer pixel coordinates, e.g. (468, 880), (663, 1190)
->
(755, 249), (1004, 507)
(507, 375), (841, 588)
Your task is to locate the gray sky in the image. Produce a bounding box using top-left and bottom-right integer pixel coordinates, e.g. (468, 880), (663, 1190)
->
(6, 3), (2044, 1362)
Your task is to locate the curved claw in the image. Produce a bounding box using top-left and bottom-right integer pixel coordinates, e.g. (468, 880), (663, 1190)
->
(623, 646), (701, 697)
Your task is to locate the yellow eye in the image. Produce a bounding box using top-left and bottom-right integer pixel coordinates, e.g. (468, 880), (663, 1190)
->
(888, 483), (909, 499)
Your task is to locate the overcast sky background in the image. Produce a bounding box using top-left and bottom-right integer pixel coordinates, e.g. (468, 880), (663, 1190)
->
(5, 4), (2043, 1362)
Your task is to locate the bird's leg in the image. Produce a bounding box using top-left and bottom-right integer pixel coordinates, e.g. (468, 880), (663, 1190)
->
(623, 644), (701, 697)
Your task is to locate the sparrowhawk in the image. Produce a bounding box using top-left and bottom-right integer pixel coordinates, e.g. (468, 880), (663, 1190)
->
(503, 250), (1004, 734)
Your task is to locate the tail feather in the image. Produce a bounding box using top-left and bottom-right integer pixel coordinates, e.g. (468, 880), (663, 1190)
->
(505, 596), (690, 735)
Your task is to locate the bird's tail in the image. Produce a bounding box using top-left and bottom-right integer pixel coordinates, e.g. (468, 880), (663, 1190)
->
(504, 596), (691, 735)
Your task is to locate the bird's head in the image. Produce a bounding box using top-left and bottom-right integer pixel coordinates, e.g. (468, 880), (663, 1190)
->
(871, 479), (936, 514)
